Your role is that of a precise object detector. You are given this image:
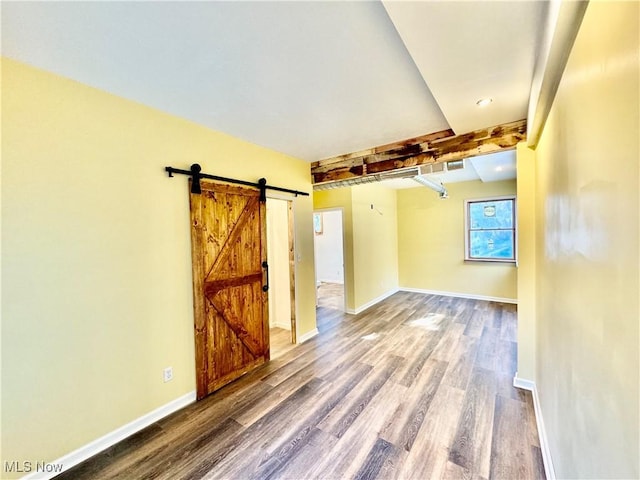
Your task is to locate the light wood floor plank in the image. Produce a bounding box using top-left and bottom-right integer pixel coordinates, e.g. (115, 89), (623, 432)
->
(449, 366), (498, 479)
(442, 334), (480, 390)
(316, 355), (403, 439)
(379, 358), (448, 451)
(399, 384), (465, 479)
(490, 394), (540, 480)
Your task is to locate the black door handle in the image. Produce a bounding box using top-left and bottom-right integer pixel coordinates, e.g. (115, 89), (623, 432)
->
(262, 261), (269, 292)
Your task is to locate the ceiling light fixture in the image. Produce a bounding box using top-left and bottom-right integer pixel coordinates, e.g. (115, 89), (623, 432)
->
(476, 97), (493, 107)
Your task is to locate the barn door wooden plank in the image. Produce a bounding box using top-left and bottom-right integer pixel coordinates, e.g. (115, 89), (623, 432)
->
(189, 188), (208, 399)
(190, 180), (269, 400)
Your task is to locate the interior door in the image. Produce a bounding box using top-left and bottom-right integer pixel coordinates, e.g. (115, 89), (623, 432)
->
(190, 181), (269, 400)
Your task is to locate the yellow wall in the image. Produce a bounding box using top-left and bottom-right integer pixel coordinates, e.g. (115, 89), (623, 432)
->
(313, 183), (399, 312)
(516, 142), (537, 381)
(1, 58), (316, 472)
(532, 1), (639, 477)
(397, 180), (517, 301)
(351, 183), (399, 309)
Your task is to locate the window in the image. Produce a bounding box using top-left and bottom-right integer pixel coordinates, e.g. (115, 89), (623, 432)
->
(465, 196), (516, 262)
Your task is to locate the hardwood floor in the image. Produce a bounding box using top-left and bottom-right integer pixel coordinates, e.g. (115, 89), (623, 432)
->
(56, 292), (545, 480)
(317, 282), (344, 311)
(270, 327), (296, 360)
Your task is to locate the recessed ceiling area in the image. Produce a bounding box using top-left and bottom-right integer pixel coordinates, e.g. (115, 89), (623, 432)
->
(383, 1), (546, 135)
(2, 1), (548, 164)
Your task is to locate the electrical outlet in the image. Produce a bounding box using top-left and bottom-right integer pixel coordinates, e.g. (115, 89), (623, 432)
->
(163, 367), (173, 383)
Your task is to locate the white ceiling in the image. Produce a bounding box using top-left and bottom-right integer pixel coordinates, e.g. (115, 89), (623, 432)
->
(2, 1), (547, 163)
(383, 1), (546, 134)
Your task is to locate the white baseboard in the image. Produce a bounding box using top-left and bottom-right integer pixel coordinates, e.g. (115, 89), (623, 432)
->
(400, 287), (517, 305)
(346, 287), (400, 315)
(297, 328), (319, 344)
(512, 375), (535, 391)
(23, 391), (197, 480)
(513, 374), (556, 480)
(271, 321), (292, 331)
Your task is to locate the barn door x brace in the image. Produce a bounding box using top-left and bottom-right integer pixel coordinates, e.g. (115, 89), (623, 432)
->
(165, 163), (309, 201)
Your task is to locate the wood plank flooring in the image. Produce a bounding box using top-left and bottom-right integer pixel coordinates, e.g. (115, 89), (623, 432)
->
(56, 292), (544, 480)
(317, 282), (345, 311)
(270, 327), (296, 360)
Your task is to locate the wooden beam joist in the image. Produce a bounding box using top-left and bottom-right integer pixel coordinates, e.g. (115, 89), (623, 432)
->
(311, 119), (526, 185)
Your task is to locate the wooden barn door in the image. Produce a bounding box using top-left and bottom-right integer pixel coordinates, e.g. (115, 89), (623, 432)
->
(190, 181), (269, 400)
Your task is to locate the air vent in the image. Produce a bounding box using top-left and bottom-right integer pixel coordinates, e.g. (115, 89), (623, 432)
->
(446, 159), (465, 171)
(419, 163), (446, 175)
(378, 167), (421, 180)
(313, 166), (421, 191)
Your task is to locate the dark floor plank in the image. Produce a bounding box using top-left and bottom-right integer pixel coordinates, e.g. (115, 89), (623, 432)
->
(353, 438), (397, 480)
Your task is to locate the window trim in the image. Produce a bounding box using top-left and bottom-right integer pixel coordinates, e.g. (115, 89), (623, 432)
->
(464, 195), (517, 264)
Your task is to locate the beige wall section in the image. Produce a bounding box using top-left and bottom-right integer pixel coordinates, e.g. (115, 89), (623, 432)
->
(313, 183), (399, 312)
(313, 188), (355, 312)
(516, 142), (537, 382)
(1, 58), (316, 473)
(533, 1), (639, 478)
(351, 184), (399, 308)
(397, 179), (517, 301)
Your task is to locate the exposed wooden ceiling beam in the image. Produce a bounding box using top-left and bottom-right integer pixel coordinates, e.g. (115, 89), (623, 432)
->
(311, 119), (526, 185)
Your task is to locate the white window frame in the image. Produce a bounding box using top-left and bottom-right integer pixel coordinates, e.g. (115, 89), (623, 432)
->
(464, 195), (517, 263)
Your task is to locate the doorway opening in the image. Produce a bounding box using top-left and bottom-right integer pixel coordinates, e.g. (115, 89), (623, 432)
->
(266, 197), (297, 359)
(313, 209), (345, 312)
